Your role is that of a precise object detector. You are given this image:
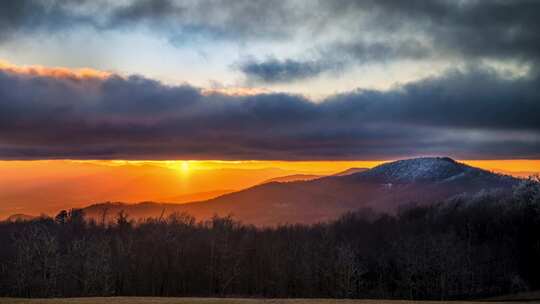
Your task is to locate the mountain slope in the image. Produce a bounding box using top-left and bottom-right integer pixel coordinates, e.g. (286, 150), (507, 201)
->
(155, 189), (235, 203)
(82, 157), (520, 226)
(333, 167), (369, 176)
(351, 157), (499, 183)
(259, 168), (369, 185)
(260, 174), (324, 184)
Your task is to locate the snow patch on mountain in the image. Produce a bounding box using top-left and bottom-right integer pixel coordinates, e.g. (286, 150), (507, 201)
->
(356, 157), (490, 183)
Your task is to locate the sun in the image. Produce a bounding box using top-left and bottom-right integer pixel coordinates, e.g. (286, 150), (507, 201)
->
(180, 161), (190, 173)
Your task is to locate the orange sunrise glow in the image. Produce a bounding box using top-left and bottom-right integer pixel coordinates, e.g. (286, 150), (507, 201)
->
(1, 159), (537, 219)
(0, 59), (111, 80)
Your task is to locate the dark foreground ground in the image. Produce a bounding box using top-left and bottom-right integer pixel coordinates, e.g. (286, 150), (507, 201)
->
(0, 297), (538, 304)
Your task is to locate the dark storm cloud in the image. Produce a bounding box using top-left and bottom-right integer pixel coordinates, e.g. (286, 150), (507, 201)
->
(2, 0), (538, 61)
(324, 67), (540, 131)
(240, 40), (433, 83)
(0, 0), (306, 47)
(358, 0), (540, 62)
(109, 0), (303, 40)
(0, 65), (538, 160)
(1, 0), (539, 159)
(0, 0), (99, 42)
(244, 0), (540, 82)
(2, 0), (539, 84)
(239, 59), (340, 83)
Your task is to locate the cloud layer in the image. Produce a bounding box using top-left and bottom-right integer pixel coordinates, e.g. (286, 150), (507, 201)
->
(0, 62), (538, 160)
(0, 1), (539, 160)
(239, 59), (338, 84)
(2, 1), (539, 83)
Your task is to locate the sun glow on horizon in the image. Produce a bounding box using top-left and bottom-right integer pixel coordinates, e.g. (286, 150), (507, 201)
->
(0, 158), (538, 219)
(180, 161), (190, 173)
(5, 158), (539, 176)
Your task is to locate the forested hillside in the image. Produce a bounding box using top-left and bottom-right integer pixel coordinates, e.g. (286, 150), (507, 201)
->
(0, 177), (538, 300)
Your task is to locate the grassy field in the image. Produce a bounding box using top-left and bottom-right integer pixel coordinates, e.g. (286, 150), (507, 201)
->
(0, 297), (536, 304)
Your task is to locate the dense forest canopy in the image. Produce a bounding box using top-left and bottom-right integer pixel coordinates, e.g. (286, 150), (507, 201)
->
(0, 177), (539, 300)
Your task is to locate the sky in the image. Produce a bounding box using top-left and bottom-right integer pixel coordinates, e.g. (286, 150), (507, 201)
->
(0, 0), (539, 161)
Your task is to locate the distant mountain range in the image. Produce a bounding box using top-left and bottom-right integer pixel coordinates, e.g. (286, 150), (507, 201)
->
(333, 167), (369, 176)
(155, 189), (235, 203)
(259, 167), (369, 184)
(4, 214), (36, 222)
(76, 157), (519, 226)
(260, 174), (324, 184)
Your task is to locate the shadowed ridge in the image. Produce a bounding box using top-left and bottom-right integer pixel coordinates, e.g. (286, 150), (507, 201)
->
(4, 213), (36, 222)
(260, 174), (324, 184)
(333, 167), (369, 176)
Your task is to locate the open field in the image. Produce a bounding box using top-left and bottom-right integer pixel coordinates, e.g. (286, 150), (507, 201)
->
(0, 298), (536, 304)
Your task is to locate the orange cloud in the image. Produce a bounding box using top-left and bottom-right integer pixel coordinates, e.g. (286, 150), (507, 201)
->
(0, 60), (264, 97)
(0, 59), (111, 80)
(202, 86), (270, 96)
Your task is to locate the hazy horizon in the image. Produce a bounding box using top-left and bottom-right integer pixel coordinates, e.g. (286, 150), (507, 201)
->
(1, 157), (538, 219)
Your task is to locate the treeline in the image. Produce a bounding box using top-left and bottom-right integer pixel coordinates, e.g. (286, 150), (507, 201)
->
(0, 178), (539, 300)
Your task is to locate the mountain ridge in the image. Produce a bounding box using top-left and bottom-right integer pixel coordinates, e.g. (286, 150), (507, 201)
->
(259, 174), (324, 184)
(21, 157), (522, 226)
(342, 157), (515, 183)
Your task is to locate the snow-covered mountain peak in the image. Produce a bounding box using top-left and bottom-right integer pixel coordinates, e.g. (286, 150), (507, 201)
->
(356, 157), (477, 183)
